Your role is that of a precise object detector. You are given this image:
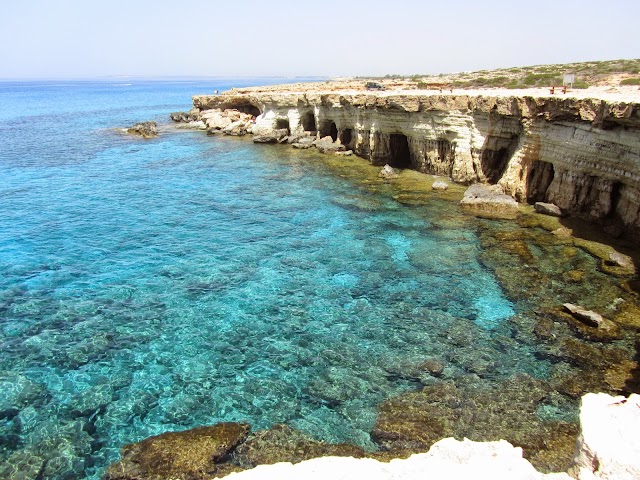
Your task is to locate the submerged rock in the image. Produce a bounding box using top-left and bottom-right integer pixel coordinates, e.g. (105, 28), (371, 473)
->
(126, 121), (157, 138)
(562, 303), (608, 329)
(460, 184), (519, 219)
(233, 424), (365, 468)
(372, 375), (579, 472)
(104, 422), (250, 480)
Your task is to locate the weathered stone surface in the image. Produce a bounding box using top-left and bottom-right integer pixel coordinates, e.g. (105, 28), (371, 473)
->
(335, 150), (353, 156)
(126, 121), (157, 138)
(535, 202), (564, 217)
(379, 164), (399, 179)
(104, 423), (250, 480)
(170, 111), (200, 123)
(562, 303), (607, 329)
(572, 393), (640, 480)
(460, 184), (519, 219)
(431, 180), (449, 190)
(606, 251), (635, 271)
(372, 375), (579, 473)
(314, 136), (346, 154)
(233, 424), (364, 468)
(562, 303), (615, 330)
(190, 87), (640, 239)
(292, 142), (312, 149)
(221, 438), (571, 480)
(253, 128), (288, 144)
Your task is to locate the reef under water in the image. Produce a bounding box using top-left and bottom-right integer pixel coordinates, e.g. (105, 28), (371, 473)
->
(0, 82), (638, 480)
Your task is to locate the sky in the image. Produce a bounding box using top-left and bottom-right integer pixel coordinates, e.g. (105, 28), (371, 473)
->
(1, 0), (639, 79)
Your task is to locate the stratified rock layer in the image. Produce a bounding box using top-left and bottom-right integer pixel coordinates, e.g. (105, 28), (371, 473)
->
(184, 89), (640, 237)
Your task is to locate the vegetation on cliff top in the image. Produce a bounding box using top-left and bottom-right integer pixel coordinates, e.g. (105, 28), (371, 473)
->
(365, 58), (640, 89)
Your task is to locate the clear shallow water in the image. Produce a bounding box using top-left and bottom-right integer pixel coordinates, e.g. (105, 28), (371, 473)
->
(1, 80), (551, 479)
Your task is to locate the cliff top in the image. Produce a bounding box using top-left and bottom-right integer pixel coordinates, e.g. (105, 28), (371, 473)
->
(220, 80), (640, 104)
(214, 59), (640, 104)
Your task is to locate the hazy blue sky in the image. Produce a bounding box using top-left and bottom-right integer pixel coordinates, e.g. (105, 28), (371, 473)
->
(1, 0), (638, 79)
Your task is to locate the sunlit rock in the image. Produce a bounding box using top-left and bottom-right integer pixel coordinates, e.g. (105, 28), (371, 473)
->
(105, 423), (250, 480)
(572, 393), (640, 480)
(460, 184), (519, 219)
(126, 121), (157, 138)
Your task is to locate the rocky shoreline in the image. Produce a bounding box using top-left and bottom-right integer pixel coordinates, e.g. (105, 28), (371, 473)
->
(98, 83), (640, 480)
(103, 393), (640, 480)
(170, 83), (640, 242)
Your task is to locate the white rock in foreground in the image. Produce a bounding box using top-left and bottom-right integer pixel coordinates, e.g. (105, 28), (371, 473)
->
(573, 393), (640, 480)
(218, 438), (571, 480)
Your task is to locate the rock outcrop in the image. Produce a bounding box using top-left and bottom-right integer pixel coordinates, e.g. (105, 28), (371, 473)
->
(218, 438), (571, 480)
(101, 392), (640, 480)
(104, 423), (250, 480)
(178, 87), (640, 239)
(460, 184), (520, 219)
(126, 121), (157, 138)
(572, 393), (640, 480)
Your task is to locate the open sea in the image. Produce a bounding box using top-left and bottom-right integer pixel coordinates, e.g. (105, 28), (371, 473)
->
(0, 79), (628, 479)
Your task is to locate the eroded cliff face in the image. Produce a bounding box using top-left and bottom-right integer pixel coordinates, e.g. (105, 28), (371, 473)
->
(190, 91), (640, 236)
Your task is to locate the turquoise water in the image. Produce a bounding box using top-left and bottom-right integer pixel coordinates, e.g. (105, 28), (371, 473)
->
(0, 80), (544, 479)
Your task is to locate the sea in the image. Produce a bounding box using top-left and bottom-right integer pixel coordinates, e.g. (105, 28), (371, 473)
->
(0, 78), (614, 479)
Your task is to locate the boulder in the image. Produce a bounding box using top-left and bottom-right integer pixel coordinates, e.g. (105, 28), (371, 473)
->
(432, 181), (449, 191)
(460, 184), (519, 219)
(286, 133), (314, 144)
(572, 393), (640, 480)
(170, 111), (200, 123)
(606, 251), (634, 271)
(535, 202), (565, 217)
(335, 150), (353, 156)
(222, 120), (251, 136)
(253, 129), (289, 144)
(126, 121), (157, 138)
(562, 303), (608, 329)
(292, 143), (313, 149)
(104, 423), (250, 480)
(314, 136), (346, 154)
(379, 164), (399, 179)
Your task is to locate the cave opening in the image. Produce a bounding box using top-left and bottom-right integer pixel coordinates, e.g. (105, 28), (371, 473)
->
(340, 128), (353, 147)
(481, 147), (511, 183)
(234, 103), (261, 117)
(301, 112), (317, 132)
(526, 160), (555, 203)
(609, 181), (623, 217)
(388, 134), (412, 168)
(275, 118), (291, 134)
(320, 121), (338, 141)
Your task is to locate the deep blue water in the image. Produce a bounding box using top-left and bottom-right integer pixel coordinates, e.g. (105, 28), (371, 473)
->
(0, 79), (543, 479)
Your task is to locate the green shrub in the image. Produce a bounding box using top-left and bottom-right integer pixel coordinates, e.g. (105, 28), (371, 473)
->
(620, 77), (640, 85)
(572, 80), (589, 89)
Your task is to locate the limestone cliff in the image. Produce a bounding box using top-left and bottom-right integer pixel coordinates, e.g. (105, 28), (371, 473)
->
(185, 88), (640, 237)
